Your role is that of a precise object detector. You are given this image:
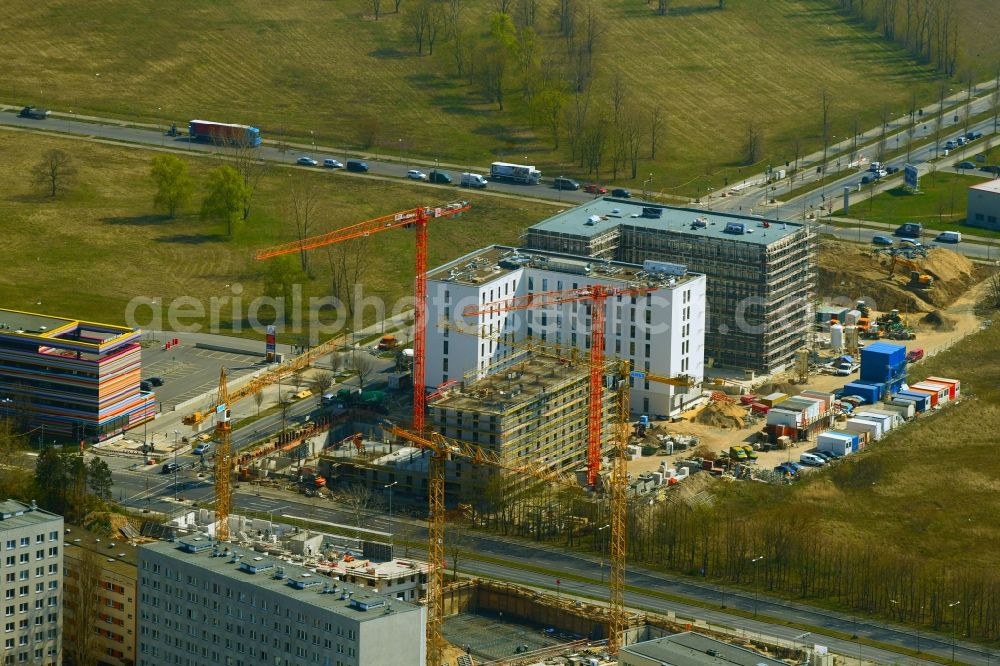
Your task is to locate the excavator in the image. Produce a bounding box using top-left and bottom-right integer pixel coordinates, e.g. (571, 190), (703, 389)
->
(878, 248), (933, 289)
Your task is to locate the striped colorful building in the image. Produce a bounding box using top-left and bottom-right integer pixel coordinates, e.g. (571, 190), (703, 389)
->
(0, 308), (156, 441)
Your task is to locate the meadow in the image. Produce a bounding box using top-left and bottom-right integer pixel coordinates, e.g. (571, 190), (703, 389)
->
(0, 0), (949, 194)
(0, 129), (556, 338)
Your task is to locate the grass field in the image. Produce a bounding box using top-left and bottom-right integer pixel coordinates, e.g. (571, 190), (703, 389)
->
(0, 0), (947, 194)
(857, 170), (1000, 235)
(0, 129), (556, 339)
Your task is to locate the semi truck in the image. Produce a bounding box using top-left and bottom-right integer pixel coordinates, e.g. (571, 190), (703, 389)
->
(188, 120), (262, 147)
(490, 161), (541, 185)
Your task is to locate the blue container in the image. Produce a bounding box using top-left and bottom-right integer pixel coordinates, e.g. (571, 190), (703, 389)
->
(855, 380), (885, 401)
(843, 382), (880, 405)
(895, 390), (929, 412)
(861, 342), (907, 366)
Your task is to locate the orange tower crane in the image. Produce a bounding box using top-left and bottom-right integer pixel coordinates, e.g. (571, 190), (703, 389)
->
(255, 201), (472, 432)
(462, 284), (657, 488)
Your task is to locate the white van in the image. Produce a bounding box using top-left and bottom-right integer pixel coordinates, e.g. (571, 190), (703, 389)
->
(935, 231), (961, 243)
(460, 173), (488, 188)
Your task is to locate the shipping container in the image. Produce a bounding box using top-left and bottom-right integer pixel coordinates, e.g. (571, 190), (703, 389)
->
(817, 430), (858, 456)
(904, 386), (939, 408)
(854, 412), (894, 434)
(860, 341), (908, 383)
(842, 382), (880, 405)
(760, 392), (788, 407)
(895, 390), (930, 412)
(856, 379), (887, 401)
(910, 382), (949, 405)
(859, 408), (903, 430)
(766, 408), (802, 428)
(800, 390), (835, 412)
(781, 397), (822, 423)
(925, 376), (960, 399)
(845, 417), (883, 440)
(883, 399), (915, 420)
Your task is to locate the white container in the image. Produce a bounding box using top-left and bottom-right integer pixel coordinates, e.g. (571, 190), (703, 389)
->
(854, 411), (893, 433)
(767, 408), (802, 428)
(863, 408), (904, 429)
(845, 309), (862, 326)
(881, 401), (914, 420)
(817, 431), (856, 456)
(801, 390), (834, 412)
(845, 417), (882, 440)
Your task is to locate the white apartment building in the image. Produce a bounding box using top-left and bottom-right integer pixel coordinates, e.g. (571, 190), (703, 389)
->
(425, 246), (707, 417)
(0, 500), (63, 666)
(138, 538), (425, 666)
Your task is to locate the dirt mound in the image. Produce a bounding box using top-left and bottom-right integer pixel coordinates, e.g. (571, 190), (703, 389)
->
(919, 310), (956, 331)
(816, 241), (980, 313)
(694, 400), (747, 429)
(753, 381), (799, 397)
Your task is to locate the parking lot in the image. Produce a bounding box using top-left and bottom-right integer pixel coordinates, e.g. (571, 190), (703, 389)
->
(140, 337), (268, 410)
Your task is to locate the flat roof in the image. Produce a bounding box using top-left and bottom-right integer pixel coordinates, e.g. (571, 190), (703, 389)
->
(970, 178), (1000, 194)
(427, 244), (701, 288)
(623, 632), (788, 666)
(0, 308), (139, 352)
(0, 500), (61, 531)
(528, 198), (805, 246)
(430, 352), (605, 415)
(63, 524), (139, 576)
(141, 539), (421, 622)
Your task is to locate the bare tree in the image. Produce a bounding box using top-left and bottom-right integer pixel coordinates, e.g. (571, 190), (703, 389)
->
(792, 136), (802, 172)
(325, 239), (367, 320)
(289, 180), (320, 274)
(426, 3), (443, 54)
(657, 0), (669, 16)
(566, 90), (591, 163)
(217, 134), (269, 220)
(445, 0), (469, 77)
(340, 483), (375, 527)
(407, 1), (431, 54)
(448, 525), (472, 582)
(494, 0), (513, 11)
(820, 89), (831, 176)
(349, 352), (376, 390)
(311, 371), (334, 401)
(877, 105), (890, 162)
(649, 106), (664, 159)
(582, 116), (609, 180)
(65, 549), (102, 666)
(32, 149), (76, 197)
(993, 62), (1000, 133)
(395, 0), (402, 12)
(557, 0), (575, 37)
(880, 0), (898, 40)
(532, 86), (565, 148)
(743, 119), (762, 166)
(254, 391), (264, 417)
(624, 112), (643, 179)
(371, 0), (382, 20)
(516, 0), (538, 27)
(962, 67), (976, 135)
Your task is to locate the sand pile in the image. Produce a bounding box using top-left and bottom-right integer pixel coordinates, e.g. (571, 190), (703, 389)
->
(754, 381), (799, 397)
(694, 400), (747, 429)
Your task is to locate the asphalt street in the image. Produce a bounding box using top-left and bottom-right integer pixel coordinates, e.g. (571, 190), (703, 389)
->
(227, 493), (994, 666)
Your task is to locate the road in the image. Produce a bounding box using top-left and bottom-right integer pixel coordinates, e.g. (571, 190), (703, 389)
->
(229, 492), (993, 666)
(0, 109), (599, 205)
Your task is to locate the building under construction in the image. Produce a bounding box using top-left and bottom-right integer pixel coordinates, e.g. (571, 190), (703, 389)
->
(523, 200), (815, 374)
(332, 353), (618, 504)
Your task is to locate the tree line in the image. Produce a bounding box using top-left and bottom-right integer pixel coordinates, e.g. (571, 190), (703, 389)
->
(467, 473), (1000, 643)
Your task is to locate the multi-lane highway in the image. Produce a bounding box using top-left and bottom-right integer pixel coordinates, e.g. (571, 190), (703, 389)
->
(230, 492), (994, 666)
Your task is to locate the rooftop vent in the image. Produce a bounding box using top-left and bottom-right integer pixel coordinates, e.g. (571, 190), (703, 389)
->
(641, 207), (662, 219)
(724, 221), (747, 235)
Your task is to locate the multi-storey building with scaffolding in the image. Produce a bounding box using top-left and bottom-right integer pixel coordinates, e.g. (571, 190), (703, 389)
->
(522, 200), (815, 374)
(424, 245), (707, 418)
(327, 353), (617, 504)
(137, 537), (426, 666)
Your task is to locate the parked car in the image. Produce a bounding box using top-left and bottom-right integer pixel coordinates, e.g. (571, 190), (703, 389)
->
(148, 376), (164, 387)
(785, 461), (804, 473)
(140, 380), (152, 391)
(906, 348), (925, 363)
(835, 362), (859, 376)
(553, 177), (580, 191)
(979, 165), (1000, 174)
(323, 158), (343, 169)
(945, 140), (957, 150)
(813, 450), (836, 463)
(296, 156), (318, 166)
(860, 173), (879, 185)
(346, 159), (369, 172)
(886, 165), (900, 174)
(774, 463), (798, 477)
(584, 184), (607, 194)
(956, 160), (976, 170)
(193, 443), (213, 455)
(611, 188), (632, 198)
(872, 235), (894, 246)
(935, 231), (961, 243)
(800, 452), (827, 467)
(428, 170), (453, 184)
(956, 136), (967, 146)
(899, 238), (923, 248)
(407, 169), (428, 181)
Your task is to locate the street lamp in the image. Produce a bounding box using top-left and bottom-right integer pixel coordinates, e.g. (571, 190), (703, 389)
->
(398, 138), (403, 166)
(948, 600), (961, 663)
(173, 430), (180, 500)
(642, 173), (653, 199)
(751, 555), (763, 617)
(384, 481), (398, 538)
(597, 525), (609, 583)
(267, 505), (289, 537)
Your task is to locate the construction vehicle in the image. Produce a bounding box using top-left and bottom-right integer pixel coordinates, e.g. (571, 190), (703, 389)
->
(256, 201), (472, 432)
(376, 335), (398, 351)
(877, 247), (933, 288)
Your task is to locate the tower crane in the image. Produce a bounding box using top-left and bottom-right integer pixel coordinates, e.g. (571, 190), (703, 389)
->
(462, 284), (658, 488)
(213, 368), (233, 541)
(382, 423), (595, 663)
(255, 200), (472, 432)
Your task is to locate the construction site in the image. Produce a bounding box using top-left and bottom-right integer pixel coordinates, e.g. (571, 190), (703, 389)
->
(95, 192), (996, 665)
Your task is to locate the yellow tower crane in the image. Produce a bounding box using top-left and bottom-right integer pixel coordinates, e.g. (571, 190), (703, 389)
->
(213, 368), (233, 542)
